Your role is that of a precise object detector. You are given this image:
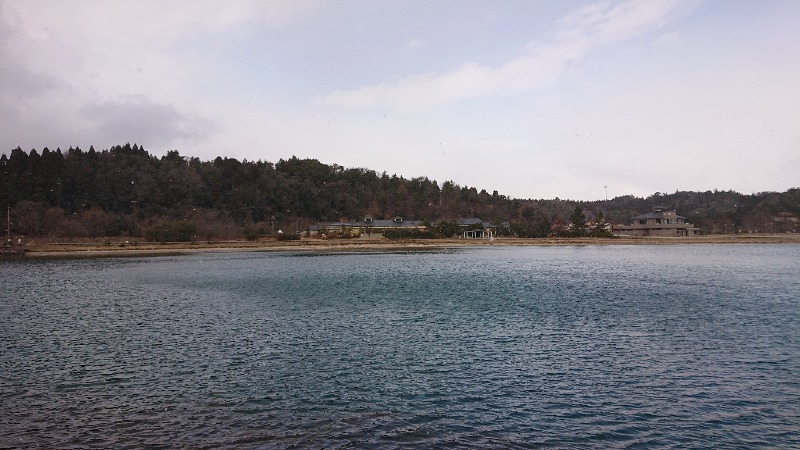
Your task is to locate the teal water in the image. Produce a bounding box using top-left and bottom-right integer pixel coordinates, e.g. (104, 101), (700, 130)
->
(1, 245), (799, 448)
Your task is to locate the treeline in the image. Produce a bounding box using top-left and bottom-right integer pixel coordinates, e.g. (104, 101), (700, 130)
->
(1, 143), (798, 240)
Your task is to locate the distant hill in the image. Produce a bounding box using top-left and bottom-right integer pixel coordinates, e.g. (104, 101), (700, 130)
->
(2, 144), (798, 239)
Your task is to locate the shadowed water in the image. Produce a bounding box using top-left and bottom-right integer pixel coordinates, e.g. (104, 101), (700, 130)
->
(1, 245), (799, 448)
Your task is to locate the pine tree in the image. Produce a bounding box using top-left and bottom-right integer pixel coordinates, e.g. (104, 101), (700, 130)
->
(569, 206), (587, 237)
(591, 210), (612, 237)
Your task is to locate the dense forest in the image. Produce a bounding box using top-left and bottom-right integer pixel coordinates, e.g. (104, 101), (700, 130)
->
(1, 143), (798, 240)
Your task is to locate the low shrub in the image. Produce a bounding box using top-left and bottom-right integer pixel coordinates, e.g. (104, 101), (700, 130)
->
(383, 229), (435, 239)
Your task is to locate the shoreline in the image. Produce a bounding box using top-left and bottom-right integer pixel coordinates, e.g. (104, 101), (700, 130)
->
(5, 233), (799, 259)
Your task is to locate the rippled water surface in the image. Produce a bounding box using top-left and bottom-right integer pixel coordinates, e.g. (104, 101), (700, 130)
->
(2, 245), (799, 448)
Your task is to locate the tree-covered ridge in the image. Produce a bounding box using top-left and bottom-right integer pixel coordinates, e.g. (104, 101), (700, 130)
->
(2, 143), (798, 239)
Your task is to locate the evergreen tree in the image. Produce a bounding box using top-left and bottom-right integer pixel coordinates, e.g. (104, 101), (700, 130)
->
(2, 143), (798, 238)
(590, 210), (613, 237)
(569, 206), (587, 237)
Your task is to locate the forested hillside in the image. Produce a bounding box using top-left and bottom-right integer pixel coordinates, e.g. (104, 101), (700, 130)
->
(2, 144), (798, 240)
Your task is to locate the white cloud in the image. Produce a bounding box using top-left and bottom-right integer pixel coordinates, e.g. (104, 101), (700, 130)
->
(0, 0), (328, 153)
(555, 0), (683, 46)
(1, 0), (797, 201)
(319, 0), (691, 112)
(82, 97), (219, 146)
(3, 0), (325, 43)
(405, 38), (426, 50)
(654, 31), (681, 46)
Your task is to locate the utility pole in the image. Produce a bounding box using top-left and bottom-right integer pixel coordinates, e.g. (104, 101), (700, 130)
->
(6, 206), (10, 245)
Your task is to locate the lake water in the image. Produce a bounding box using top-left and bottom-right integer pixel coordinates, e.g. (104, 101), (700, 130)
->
(1, 244), (799, 449)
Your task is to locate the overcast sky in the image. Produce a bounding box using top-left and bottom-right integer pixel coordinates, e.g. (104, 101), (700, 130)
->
(1, 0), (798, 200)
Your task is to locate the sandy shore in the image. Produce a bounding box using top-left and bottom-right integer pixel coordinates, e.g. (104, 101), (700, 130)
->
(5, 233), (798, 259)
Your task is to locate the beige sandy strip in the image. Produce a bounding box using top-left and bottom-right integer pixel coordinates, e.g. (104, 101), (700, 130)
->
(11, 234), (798, 259)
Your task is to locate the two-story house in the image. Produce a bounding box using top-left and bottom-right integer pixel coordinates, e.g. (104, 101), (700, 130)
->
(613, 206), (700, 237)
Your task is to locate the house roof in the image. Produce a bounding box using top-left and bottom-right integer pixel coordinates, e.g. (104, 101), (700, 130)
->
(632, 211), (686, 220)
(368, 220), (424, 228)
(455, 217), (494, 227)
(316, 219), (424, 228)
(317, 217), (499, 229)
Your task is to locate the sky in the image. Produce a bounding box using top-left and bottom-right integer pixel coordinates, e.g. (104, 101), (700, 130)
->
(1, 0), (798, 201)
